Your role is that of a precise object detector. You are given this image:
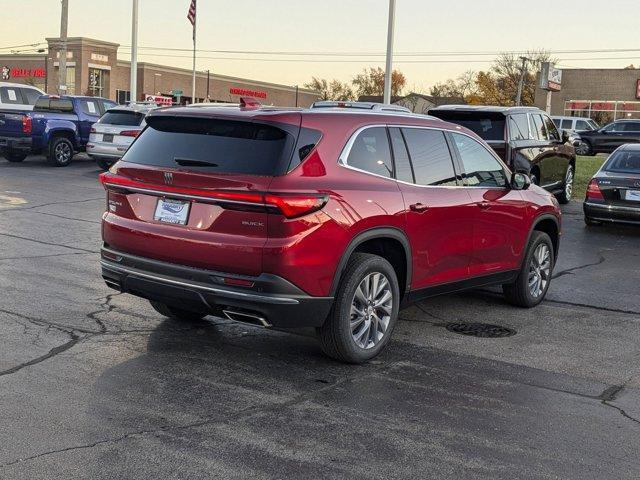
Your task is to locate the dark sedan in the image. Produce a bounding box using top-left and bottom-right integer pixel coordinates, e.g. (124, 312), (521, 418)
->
(577, 119), (640, 156)
(584, 144), (640, 226)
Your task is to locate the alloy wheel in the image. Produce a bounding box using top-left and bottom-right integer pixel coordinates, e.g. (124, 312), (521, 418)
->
(528, 243), (551, 298)
(350, 272), (393, 349)
(55, 143), (72, 163)
(564, 167), (574, 200)
(576, 142), (589, 155)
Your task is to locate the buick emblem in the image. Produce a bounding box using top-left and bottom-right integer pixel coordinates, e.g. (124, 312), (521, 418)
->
(164, 172), (173, 184)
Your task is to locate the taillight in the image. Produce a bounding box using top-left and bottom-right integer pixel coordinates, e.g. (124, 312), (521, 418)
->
(119, 130), (140, 138)
(22, 115), (32, 134)
(90, 127), (96, 133)
(264, 193), (328, 218)
(586, 179), (604, 200)
(99, 173), (328, 218)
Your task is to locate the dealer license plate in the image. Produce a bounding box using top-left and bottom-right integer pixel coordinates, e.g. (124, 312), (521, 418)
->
(154, 198), (190, 225)
(625, 189), (640, 202)
(102, 134), (114, 143)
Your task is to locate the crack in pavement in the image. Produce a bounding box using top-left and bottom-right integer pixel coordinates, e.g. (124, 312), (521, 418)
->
(0, 332), (80, 378)
(0, 360), (397, 468)
(0, 232), (99, 254)
(599, 382), (640, 426)
(0, 197), (103, 215)
(0, 252), (95, 261)
(26, 211), (102, 225)
(552, 252), (606, 279)
(543, 299), (640, 317)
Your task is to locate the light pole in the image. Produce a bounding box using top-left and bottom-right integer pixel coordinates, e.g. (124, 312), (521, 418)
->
(383, 0), (396, 104)
(153, 73), (162, 95)
(130, 0), (139, 102)
(58, 0), (68, 94)
(515, 56), (529, 106)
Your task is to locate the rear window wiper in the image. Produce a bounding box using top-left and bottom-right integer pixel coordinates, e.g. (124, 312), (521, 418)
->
(174, 158), (219, 167)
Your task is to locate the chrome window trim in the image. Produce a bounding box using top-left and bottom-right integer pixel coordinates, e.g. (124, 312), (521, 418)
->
(337, 124), (512, 190)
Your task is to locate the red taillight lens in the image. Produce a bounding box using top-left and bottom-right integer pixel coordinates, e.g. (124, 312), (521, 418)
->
(119, 130), (140, 138)
(586, 179), (604, 200)
(22, 115), (32, 134)
(90, 127), (96, 133)
(264, 193), (328, 219)
(99, 173), (328, 218)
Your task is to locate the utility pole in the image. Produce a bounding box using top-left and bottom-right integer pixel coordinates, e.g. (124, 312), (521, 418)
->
(383, 0), (396, 104)
(206, 69), (210, 100)
(58, 0), (68, 94)
(130, 0), (139, 102)
(515, 56), (529, 106)
(295, 85), (299, 107)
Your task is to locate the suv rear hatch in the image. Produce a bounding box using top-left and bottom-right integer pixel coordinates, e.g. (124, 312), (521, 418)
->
(429, 110), (507, 159)
(91, 109), (145, 147)
(101, 109), (322, 277)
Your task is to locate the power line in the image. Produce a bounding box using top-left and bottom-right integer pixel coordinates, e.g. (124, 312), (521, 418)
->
(0, 42), (46, 51)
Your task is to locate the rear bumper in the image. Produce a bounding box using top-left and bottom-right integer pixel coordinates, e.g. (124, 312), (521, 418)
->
(0, 135), (32, 152)
(87, 142), (126, 161)
(100, 247), (333, 328)
(584, 201), (640, 225)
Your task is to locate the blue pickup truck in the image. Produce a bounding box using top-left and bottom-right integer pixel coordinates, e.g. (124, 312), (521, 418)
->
(0, 95), (116, 166)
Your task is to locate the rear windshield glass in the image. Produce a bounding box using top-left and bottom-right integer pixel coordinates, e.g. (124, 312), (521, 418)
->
(604, 150), (640, 173)
(122, 116), (296, 176)
(99, 111), (144, 126)
(34, 97), (74, 112)
(431, 112), (505, 141)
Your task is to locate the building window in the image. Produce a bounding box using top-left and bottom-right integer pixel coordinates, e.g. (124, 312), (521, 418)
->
(88, 68), (108, 97)
(116, 89), (130, 105)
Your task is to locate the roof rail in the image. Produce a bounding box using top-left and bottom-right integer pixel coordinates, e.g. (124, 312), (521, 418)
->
(310, 101), (411, 114)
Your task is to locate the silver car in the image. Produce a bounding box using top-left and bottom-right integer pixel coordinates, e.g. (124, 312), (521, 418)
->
(88, 104), (157, 170)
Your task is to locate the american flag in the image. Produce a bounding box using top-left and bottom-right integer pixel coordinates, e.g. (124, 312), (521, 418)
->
(187, 0), (196, 27)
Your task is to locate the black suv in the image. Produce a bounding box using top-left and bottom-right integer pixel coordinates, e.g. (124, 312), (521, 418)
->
(576, 119), (640, 156)
(430, 105), (577, 204)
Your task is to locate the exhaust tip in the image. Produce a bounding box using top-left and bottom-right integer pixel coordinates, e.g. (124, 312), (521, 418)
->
(222, 309), (271, 328)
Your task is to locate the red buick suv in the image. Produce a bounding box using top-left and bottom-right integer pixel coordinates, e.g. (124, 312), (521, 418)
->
(100, 100), (561, 363)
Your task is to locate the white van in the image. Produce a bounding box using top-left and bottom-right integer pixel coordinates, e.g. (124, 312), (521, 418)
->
(0, 82), (45, 111)
(552, 116), (599, 133)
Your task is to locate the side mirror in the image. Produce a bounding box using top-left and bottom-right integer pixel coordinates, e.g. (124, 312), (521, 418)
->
(511, 172), (531, 191)
(561, 130), (570, 144)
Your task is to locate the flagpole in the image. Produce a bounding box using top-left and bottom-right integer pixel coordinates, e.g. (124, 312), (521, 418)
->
(191, 0), (196, 103)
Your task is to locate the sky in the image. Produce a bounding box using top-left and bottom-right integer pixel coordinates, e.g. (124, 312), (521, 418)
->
(2, 0), (640, 92)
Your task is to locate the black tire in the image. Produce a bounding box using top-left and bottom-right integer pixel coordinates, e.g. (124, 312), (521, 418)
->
(503, 231), (554, 308)
(2, 150), (27, 163)
(149, 300), (207, 322)
(47, 137), (74, 167)
(318, 253), (400, 364)
(584, 217), (602, 227)
(556, 164), (574, 204)
(576, 140), (594, 157)
(96, 159), (111, 171)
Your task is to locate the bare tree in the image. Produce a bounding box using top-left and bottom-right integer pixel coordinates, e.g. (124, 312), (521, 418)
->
(304, 77), (355, 101)
(352, 67), (406, 97)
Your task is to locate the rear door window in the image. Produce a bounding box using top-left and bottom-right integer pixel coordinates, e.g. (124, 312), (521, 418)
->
(544, 115), (561, 141)
(401, 128), (457, 186)
(80, 99), (100, 116)
(388, 127), (414, 183)
(122, 116), (297, 176)
(346, 127), (393, 179)
(575, 119), (591, 131)
(508, 114), (530, 140)
(20, 88), (41, 105)
(452, 133), (508, 188)
(98, 110), (145, 126)
(561, 119), (573, 129)
(621, 122), (640, 132)
(431, 113), (505, 141)
(0, 87), (23, 104)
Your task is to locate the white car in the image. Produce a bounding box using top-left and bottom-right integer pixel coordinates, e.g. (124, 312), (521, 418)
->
(88, 103), (157, 170)
(0, 82), (44, 112)
(552, 116), (599, 133)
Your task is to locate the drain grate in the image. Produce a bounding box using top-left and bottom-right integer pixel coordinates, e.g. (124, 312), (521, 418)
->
(445, 322), (516, 338)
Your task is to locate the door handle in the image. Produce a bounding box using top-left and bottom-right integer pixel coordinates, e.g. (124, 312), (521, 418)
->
(409, 203), (429, 213)
(476, 201), (491, 210)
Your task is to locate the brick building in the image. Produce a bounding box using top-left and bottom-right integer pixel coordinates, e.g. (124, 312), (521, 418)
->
(0, 37), (320, 107)
(534, 68), (640, 123)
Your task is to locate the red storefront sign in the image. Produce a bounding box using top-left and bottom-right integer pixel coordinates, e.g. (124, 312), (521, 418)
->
(1, 67), (46, 79)
(144, 94), (173, 106)
(229, 87), (267, 99)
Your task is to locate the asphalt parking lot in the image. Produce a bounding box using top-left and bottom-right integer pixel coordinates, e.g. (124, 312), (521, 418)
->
(1, 155), (639, 479)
